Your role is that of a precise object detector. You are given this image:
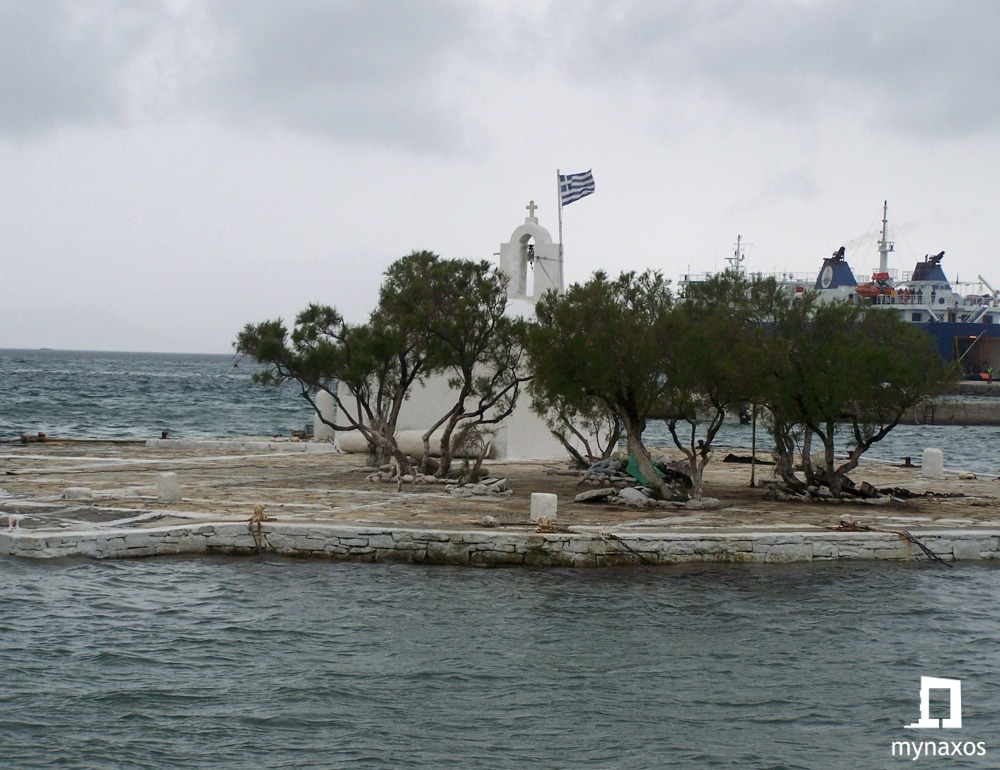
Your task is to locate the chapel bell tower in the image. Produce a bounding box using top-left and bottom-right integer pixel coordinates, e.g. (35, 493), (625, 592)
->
(499, 200), (563, 301)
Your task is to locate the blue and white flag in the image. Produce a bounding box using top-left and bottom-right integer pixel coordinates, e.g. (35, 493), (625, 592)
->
(559, 169), (596, 206)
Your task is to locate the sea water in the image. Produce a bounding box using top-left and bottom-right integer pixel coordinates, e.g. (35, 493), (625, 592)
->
(1, 348), (994, 474)
(2, 557), (999, 768)
(2, 349), (1000, 767)
(0, 348), (310, 440)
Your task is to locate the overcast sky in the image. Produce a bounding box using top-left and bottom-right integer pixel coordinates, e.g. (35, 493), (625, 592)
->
(4, 0), (1000, 353)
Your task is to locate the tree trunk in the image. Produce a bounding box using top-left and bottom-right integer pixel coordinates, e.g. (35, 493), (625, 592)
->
(800, 428), (815, 485)
(437, 416), (460, 478)
(549, 429), (590, 469)
(823, 433), (840, 497)
(693, 451), (711, 500)
(623, 418), (672, 500)
(770, 420), (801, 489)
(420, 433), (432, 475)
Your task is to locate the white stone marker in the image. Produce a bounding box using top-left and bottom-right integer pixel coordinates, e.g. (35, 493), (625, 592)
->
(530, 492), (558, 522)
(157, 472), (183, 502)
(313, 389), (336, 442)
(921, 448), (944, 479)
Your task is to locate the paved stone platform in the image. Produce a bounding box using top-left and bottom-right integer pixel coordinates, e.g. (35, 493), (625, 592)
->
(2, 440), (999, 566)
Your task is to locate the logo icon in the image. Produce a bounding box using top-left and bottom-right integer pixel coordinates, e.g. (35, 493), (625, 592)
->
(905, 676), (962, 729)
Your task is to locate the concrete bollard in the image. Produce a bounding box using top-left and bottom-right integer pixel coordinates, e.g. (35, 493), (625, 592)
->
(157, 472), (182, 503)
(313, 390), (336, 442)
(530, 492), (558, 523)
(921, 448), (944, 479)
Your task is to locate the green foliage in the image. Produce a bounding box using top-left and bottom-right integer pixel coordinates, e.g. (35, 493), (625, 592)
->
(530, 270), (674, 419)
(528, 270), (676, 496)
(237, 246), (956, 500)
(529, 266), (954, 500)
(658, 271), (783, 498)
(529, 386), (624, 468)
(379, 251), (528, 476)
(764, 295), (956, 496)
(235, 299), (420, 469)
(235, 250), (525, 476)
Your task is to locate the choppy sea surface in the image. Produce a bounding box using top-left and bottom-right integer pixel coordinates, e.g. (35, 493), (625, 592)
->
(3, 349), (1000, 767)
(2, 558), (999, 769)
(1, 348), (994, 474)
(0, 348), (311, 440)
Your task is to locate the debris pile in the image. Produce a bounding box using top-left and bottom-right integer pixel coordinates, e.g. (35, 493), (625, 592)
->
(447, 477), (511, 498)
(572, 457), (713, 509)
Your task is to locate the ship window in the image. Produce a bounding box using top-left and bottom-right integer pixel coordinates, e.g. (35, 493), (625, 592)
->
(986, 315), (994, 324)
(911, 312), (923, 322)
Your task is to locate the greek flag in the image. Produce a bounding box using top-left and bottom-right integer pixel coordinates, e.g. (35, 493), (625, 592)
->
(559, 169), (596, 206)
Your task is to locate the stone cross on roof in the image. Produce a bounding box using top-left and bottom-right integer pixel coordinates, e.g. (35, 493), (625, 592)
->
(525, 200), (538, 219)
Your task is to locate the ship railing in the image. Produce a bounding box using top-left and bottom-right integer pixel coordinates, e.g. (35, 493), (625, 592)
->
(872, 291), (930, 307)
(678, 270), (818, 285)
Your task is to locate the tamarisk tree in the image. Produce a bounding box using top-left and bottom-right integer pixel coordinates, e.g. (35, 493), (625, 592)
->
(235, 250), (525, 477)
(527, 270), (677, 498)
(529, 387), (624, 469)
(235, 300), (427, 472)
(378, 252), (529, 477)
(658, 270), (782, 499)
(764, 295), (955, 497)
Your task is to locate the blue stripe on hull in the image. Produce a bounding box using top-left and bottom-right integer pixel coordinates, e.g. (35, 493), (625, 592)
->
(917, 321), (1000, 360)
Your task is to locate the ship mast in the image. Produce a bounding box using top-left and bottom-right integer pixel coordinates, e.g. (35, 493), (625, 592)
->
(727, 234), (746, 273)
(877, 200), (894, 273)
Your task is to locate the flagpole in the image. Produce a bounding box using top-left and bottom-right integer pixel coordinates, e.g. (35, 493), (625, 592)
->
(556, 168), (564, 259)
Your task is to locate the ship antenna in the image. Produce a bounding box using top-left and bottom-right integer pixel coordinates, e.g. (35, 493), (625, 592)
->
(727, 234), (746, 273)
(877, 200), (894, 272)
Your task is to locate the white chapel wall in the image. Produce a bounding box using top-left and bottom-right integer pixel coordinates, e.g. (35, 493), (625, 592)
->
(326, 203), (595, 462)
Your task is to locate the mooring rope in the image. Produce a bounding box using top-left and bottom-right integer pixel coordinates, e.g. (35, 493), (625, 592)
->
(836, 521), (952, 567)
(248, 504), (275, 555)
(597, 531), (657, 566)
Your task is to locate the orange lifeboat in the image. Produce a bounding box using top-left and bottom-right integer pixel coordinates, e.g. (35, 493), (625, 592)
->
(856, 271), (892, 298)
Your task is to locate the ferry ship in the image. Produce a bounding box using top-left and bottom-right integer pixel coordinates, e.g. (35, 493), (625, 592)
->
(812, 202), (1000, 375)
(678, 203), (1000, 375)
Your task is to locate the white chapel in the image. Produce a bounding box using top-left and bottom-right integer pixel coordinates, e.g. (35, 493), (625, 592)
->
(327, 202), (582, 461)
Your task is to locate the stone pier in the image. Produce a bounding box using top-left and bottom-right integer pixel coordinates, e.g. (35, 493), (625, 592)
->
(2, 439), (999, 567)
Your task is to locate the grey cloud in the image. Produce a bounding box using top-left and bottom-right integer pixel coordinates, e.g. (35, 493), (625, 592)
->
(196, 0), (481, 151)
(550, 0), (1000, 138)
(0, 0), (486, 152)
(8, 0), (992, 149)
(0, 1), (172, 134)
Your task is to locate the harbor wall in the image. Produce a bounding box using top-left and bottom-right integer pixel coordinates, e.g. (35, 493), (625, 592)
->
(900, 398), (1000, 425)
(2, 522), (997, 566)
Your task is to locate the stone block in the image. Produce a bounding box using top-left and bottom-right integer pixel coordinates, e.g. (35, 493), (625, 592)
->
(575, 487), (615, 503)
(921, 448), (944, 479)
(562, 538), (595, 554)
(157, 472), (182, 502)
(952, 539), (982, 561)
(811, 540), (838, 558)
(123, 533), (151, 549)
(425, 541), (471, 564)
(367, 535), (396, 549)
(617, 487), (650, 505)
(763, 543), (813, 563)
(530, 492), (558, 522)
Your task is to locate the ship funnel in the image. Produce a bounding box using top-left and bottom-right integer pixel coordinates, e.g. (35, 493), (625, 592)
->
(815, 250), (858, 291)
